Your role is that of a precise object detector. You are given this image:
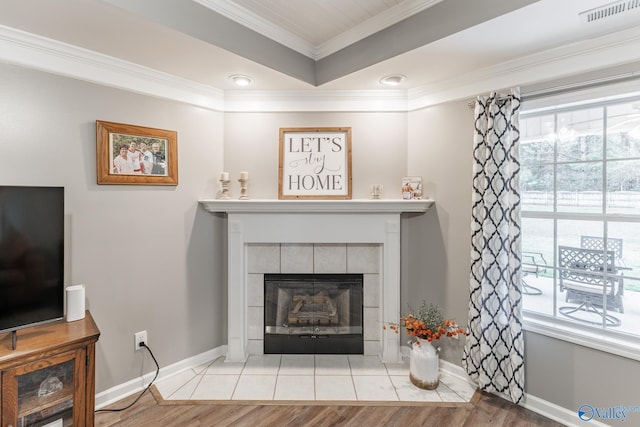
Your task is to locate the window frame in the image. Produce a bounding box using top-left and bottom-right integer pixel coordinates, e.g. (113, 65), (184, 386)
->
(520, 91), (640, 361)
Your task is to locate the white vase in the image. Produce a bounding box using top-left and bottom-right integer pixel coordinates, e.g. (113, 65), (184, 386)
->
(409, 338), (440, 390)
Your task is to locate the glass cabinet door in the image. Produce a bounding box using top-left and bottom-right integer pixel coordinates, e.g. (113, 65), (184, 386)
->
(5, 349), (85, 427)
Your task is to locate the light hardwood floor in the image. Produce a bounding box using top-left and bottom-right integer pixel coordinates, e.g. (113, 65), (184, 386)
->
(94, 387), (566, 427)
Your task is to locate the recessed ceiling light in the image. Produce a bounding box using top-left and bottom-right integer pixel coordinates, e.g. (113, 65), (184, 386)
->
(229, 74), (252, 87)
(380, 75), (406, 86)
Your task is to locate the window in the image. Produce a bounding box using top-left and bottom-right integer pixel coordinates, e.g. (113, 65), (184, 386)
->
(520, 91), (640, 358)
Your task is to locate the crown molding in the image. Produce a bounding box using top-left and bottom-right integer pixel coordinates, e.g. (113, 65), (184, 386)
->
(0, 24), (405, 112)
(314, 0), (442, 60)
(223, 89), (408, 112)
(193, 0), (316, 59)
(0, 25), (224, 111)
(407, 25), (640, 110)
(194, 0), (442, 61)
(2, 23), (640, 114)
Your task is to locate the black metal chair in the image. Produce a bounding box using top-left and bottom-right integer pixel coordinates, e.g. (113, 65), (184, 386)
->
(521, 251), (547, 295)
(558, 245), (624, 327)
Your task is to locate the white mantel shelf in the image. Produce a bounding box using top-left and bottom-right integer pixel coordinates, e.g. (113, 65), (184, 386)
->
(198, 199), (433, 214)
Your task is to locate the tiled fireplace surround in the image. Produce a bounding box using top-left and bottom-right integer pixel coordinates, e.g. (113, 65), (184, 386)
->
(199, 200), (432, 364)
(247, 242), (381, 356)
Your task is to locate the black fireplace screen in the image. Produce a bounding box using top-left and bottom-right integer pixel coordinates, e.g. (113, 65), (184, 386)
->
(264, 274), (363, 354)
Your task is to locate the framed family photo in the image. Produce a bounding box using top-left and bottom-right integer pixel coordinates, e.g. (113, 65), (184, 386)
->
(96, 120), (178, 185)
(278, 127), (352, 199)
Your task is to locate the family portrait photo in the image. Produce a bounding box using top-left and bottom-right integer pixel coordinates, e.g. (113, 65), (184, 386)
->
(110, 134), (167, 176)
(96, 120), (178, 186)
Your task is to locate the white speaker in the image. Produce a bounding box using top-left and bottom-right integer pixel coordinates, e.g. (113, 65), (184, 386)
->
(66, 284), (85, 322)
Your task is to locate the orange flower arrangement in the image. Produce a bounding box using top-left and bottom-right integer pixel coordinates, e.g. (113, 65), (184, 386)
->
(383, 302), (466, 344)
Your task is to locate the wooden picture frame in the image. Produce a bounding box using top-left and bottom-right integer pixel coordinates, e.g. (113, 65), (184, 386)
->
(96, 120), (178, 185)
(279, 127), (352, 199)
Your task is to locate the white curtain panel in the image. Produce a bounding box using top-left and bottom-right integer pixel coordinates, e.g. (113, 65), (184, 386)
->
(462, 88), (525, 404)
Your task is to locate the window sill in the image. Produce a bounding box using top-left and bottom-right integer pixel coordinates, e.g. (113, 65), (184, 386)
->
(522, 312), (640, 362)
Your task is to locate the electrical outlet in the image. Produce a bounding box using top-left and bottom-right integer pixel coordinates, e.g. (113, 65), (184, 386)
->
(134, 330), (147, 351)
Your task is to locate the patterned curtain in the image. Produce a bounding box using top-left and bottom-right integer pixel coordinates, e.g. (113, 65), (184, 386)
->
(462, 88), (524, 404)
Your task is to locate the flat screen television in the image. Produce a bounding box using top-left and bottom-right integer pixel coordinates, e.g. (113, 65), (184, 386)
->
(0, 186), (65, 334)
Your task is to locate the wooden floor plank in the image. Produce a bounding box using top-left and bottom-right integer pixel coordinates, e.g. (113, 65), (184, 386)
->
(94, 388), (565, 427)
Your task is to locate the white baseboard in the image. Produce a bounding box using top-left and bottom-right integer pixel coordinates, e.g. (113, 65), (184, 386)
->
(520, 394), (610, 427)
(439, 360), (608, 427)
(94, 345), (226, 409)
(439, 358), (469, 380)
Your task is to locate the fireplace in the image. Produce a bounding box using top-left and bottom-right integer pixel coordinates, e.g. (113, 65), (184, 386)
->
(264, 274), (363, 354)
(198, 199), (432, 363)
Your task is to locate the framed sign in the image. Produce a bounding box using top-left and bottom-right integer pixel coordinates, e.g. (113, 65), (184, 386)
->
(279, 127), (352, 199)
(96, 120), (178, 185)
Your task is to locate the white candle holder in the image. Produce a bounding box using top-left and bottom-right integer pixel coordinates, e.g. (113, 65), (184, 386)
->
(219, 179), (231, 200)
(238, 178), (249, 200)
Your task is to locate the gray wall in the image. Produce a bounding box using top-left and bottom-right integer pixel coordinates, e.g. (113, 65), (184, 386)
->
(223, 112), (408, 199)
(405, 101), (475, 361)
(524, 333), (639, 411)
(0, 63), (225, 392)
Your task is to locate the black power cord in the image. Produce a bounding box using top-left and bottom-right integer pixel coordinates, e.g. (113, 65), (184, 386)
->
(95, 342), (160, 413)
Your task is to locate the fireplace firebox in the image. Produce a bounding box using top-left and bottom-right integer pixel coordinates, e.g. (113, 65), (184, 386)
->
(264, 274), (363, 354)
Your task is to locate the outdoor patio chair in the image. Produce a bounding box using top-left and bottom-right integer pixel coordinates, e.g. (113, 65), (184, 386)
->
(558, 245), (624, 327)
(580, 235), (630, 300)
(580, 235), (626, 268)
(521, 251), (547, 295)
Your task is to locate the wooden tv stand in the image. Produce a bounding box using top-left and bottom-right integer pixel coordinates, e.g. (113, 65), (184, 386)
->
(0, 311), (100, 427)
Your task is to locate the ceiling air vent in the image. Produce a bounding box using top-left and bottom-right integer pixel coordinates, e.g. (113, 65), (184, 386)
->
(580, 0), (640, 23)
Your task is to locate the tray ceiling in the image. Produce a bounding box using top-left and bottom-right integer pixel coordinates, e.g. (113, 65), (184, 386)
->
(0, 0), (638, 97)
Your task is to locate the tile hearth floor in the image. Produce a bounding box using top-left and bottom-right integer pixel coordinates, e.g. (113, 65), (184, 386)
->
(154, 354), (477, 403)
